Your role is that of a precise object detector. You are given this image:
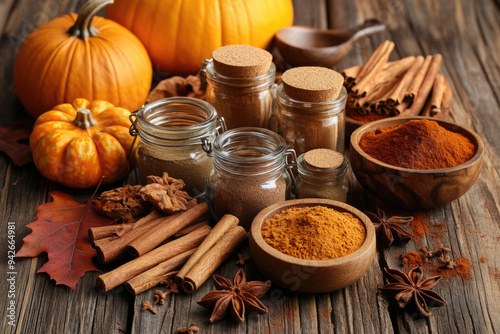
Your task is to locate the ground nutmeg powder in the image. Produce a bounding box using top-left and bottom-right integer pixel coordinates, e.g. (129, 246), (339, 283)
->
(261, 206), (366, 260)
(359, 119), (476, 169)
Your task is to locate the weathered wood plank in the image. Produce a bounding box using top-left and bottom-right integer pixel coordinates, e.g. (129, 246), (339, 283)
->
(292, 0), (328, 28)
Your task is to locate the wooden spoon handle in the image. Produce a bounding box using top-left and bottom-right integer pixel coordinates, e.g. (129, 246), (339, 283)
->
(351, 19), (386, 43)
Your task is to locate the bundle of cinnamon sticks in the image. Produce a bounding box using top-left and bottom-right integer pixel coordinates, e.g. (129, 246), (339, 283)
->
(342, 40), (452, 119)
(93, 204), (247, 295)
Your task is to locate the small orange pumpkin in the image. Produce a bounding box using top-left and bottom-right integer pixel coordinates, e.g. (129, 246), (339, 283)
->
(106, 0), (294, 75)
(30, 98), (135, 188)
(14, 0), (152, 118)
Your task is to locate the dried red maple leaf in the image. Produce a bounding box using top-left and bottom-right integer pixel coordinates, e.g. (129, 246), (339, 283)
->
(16, 191), (114, 289)
(0, 118), (33, 166)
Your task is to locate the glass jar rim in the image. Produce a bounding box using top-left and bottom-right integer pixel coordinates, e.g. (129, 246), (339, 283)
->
(204, 59), (276, 89)
(136, 97), (218, 144)
(213, 127), (287, 176)
(276, 83), (347, 113)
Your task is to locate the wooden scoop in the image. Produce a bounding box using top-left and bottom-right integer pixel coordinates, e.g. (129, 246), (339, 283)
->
(276, 19), (386, 68)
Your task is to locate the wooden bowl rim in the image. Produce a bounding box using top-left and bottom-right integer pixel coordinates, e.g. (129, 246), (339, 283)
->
(350, 116), (484, 173)
(250, 199), (376, 268)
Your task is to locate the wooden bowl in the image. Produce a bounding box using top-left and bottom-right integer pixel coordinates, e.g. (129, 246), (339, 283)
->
(350, 116), (484, 209)
(249, 199), (376, 293)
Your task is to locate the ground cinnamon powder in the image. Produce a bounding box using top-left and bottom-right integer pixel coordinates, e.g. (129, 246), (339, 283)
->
(430, 257), (473, 279)
(261, 206), (366, 260)
(401, 251), (425, 267)
(410, 213), (429, 242)
(359, 119), (476, 169)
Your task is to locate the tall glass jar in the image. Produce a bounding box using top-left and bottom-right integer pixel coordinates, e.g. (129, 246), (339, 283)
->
(205, 127), (295, 230)
(131, 97), (225, 196)
(271, 84), (347, 156)
(202, 59), (276, 130)
(295, 151), (349, 202)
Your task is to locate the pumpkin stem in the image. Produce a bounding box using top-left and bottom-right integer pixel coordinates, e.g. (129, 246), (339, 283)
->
(68, 0), (114, 39)
(74, 108), (98, 129)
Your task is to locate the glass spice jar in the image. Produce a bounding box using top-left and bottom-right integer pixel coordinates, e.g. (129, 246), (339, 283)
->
(130, 97), (225, 196)
(270, 68), (347, 156)
(295, 149), (349, 202)
(205, 127), (296, 230)
(201, 58), (276, 130)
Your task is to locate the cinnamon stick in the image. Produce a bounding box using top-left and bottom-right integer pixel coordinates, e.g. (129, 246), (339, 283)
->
(97, 225), (211, 292)
(352, 57), (415, 113)
(342, 64), (362, 90)
(405, 55), (432, 103)
(96, 211), (182, 263)
(174, 221), (210, 238)
(429, 74), (446, 115)
(127, 202), (209, 258)
(125, 248), (196, 295)
(352, 41), (395, 97)
(401, 54), (442, 116)
(387, 56), (424, 107)
(89, 210), (163, 243)
(356, 40), (392, 80)
(175, 214), (239, 286)
(181, 225), (247, 294)
(433, 78), (453, 120)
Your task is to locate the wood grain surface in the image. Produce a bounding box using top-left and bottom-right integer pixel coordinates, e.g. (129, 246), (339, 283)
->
(1, 0), (499, 333)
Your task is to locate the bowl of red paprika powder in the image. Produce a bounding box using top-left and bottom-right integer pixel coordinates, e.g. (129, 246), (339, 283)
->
(350, 116), (484, 209)
(249, 198), (376, 293)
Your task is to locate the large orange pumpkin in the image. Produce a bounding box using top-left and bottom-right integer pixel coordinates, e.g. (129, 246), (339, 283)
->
(30, 98), (135, 188)
(106, 0), (294, 75)
(14, 0), (152, 118)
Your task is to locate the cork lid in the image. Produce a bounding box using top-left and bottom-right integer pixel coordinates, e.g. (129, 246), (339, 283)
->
(281, 67), (344, 102)
(212, 45), (273, 78)
(304, 149), (344, 169)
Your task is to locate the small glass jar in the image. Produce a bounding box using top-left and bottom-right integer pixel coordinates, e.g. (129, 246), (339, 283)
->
(202, 59), (276, 130)
(130, 97), (225, 196)
(205, 127), (295, 230)
(271, 84), (347, 156)
(295, 151), (349, 202)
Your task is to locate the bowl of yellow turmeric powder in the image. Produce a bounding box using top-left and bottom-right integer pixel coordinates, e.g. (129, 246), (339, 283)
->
(249, 198), (376, 293)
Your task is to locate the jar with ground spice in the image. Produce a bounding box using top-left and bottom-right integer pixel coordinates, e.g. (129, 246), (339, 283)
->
(205, 127), (295, 230)
(131, 97), (225, 196)
(202, 44), (275, 130)
(271, 66), (347, 156)
(296, 149), (349, 202)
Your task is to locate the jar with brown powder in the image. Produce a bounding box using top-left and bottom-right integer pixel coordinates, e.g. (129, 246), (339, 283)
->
(296, 148), (349, 202)
(205, 127), (295, 230)
(202, 44), (275, 130)
(271, 66), (347, 156)
(131, 97), (225, 196)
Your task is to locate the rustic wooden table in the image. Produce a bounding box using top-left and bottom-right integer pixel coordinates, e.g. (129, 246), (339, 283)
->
(1, 0), (499, 333)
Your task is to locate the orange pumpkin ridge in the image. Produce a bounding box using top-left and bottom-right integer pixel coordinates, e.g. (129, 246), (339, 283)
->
(14, 0), (152, 118)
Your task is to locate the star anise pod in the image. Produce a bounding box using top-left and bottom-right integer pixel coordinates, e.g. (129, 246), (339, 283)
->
(197, 268), (271, 323)
(140, 172), (195, 214)
(379, 267), (447, 317)
(100, 185), (150, 222)
(365, 208), (413, 248)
